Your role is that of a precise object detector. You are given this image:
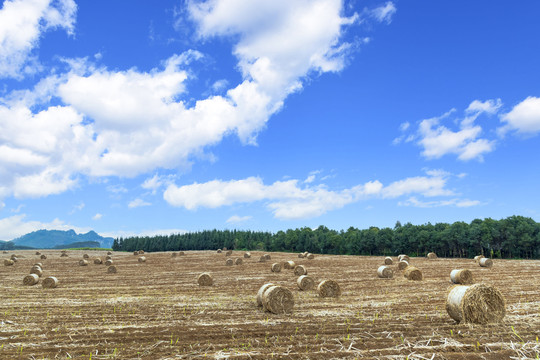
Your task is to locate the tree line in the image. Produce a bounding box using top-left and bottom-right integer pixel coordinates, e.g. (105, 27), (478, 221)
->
(112, 215), (540, 259)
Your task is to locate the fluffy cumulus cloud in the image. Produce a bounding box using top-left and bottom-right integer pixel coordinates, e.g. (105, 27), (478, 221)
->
(399, 100), (501, 161)
(0, 214), (88, 240)
(500, 96), (540, 135)
(163, 170), (475, 220)
(0, 0), (365, 200)
(128, 198), (151, 208)
(0, 0), (76, 79)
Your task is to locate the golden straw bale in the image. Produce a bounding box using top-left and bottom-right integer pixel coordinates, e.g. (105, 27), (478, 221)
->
(10, 254), (18, 260)
(398, 254), (409, 262)
(294, 265), (307, 276)
(264, 254), (271, 260)
(198, 273), (213, 286)
(23, 274), (39, 286)
(244, 252), (251, 258)
(30, 266), (43, 277)
(446, 284), (506, 324)
(133, 251), (138, 255)
(317, 280), (341, 298)
(259, 255), (267, 263)
(306, 253), (315, 260)
(225, 250), (233, 256)
(404, 266), (423, 281)
(138, 250), (144, 254)
(377, 265), (393, 279)
(105, 255), (112, 261)
(42, 276), (58, 288)
(138, 256), (146, 263)
(35, 251), (41, 255)
(271, 263), (282, 273)
(234, 258), (243, 265)
(105, 259), (113, 266)
(171, 252), (178, 257)
(397, 260), (409, 270)
(384, 257), (393, 265)
(33, 263), (43, 268)
(298, 253), (305, 258)
(40, 254), (47, 260)
(107, 265), (117, 274)
(427, 252), (437, 259)
(217, 249), (222, 253)
(450, 269), (473, 285)
(83, 254), (89, 259)
(474, 255), (485, 263)
(479, 258), (493, 268)
(262, 286), (294, 314)
(179, 251), (185, 256)
(256, 283), (275, 307)
(107, 251), (112, 255)
(60, 253), (68, 257)
(94, 258), (102, 264)
(283, 261), (296, 270)
(297, 275), (315, 291)
(225, 258), (234, 266)
(79, 259), (88, 266)
(4, 259), (14, 266)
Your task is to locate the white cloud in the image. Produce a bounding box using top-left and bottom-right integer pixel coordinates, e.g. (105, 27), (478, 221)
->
(398, 197), (481, 208)
(164, 170), (472, 220)
(226, 215), (252, 224)
(500, 96), (540, 135)
(370, 1), (396, 24)
(92, 213), (102, 220)
(0, 0), (77, 79)
(141, 174), (172, 194)
(69, 202), (84, 214)
(128, 198), (151, 208)
(0, 214), (89, 240)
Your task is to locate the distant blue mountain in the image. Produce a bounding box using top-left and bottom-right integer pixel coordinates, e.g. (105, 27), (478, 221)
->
(8, 229), (114, 249)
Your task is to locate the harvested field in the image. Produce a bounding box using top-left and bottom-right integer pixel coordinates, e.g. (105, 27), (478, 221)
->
(0, 250), (539, 359)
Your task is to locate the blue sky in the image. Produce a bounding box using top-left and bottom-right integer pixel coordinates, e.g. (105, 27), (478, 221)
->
(1, 0), (539, 240)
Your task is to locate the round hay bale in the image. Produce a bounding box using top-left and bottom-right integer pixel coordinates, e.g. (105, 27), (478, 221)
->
(262, 285), (294, 314)
(105, 255), (112, 261)
(317, 280), (341, 298)
(4, 259), (14, 266)
(171, 252), (178, 257)
(107, 265), (117, 274)
(138, 250), (145, 254)
(42, 276), (58, 288)
(298, 252), (305, 258)
(404, 266), (423, 281)
(10, 254), (17, 260)
(398, 254), (409, 262)
(61, 250), (67, 253)
(283, 260), (296, 270)
(474, 255), (485, 262)
(450, 269), (473, 285)
(40, 254), (47, 260)
(83, 254), (89, 259)
(60, 253), (68, 257)
(446, 284), (506, 324)
(30, 266), (43, 277)
(271, 262), (282, 273)
(306, 253), (315, 260)
(105, 259), (113, 266)
(264, 254), (271, 260)
(79, 259), (88, 266)
(34, 262), (43, 268)
(479, 258), (493, 268)
(23, 274), (39, 286)
(225, 250), (233, 257)
(133, 251), (138, 255)
(198, 273), (213, 286)
(35, 251), (41, 255)
(2, 250), (7, 254)
(397, 260), (409, 270)
(384, 257), (393, 265)
(256, 283), (275, 307)
(179, 251), (185, 256)
(244, 252), (251, 258)
(427, 252), (437, 259)
(377, 265), (393, 279)
(217, 249), (222, 253)
(94, 258), (103, 265)
(259, 255), (267, 263)
(138, 256), (146, 263)
(107, 251), (112, 255)
(234, 257), (243, 265)
(294, 265), (307, 276)
(297, 275), (315, 291)
(225, 258), (234, 266)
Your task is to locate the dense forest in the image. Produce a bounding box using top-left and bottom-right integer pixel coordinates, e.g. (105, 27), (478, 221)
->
(113, 215), (540, 259)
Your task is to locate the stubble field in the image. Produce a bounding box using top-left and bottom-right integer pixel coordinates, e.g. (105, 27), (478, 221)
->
(1, 250), (539, 359)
